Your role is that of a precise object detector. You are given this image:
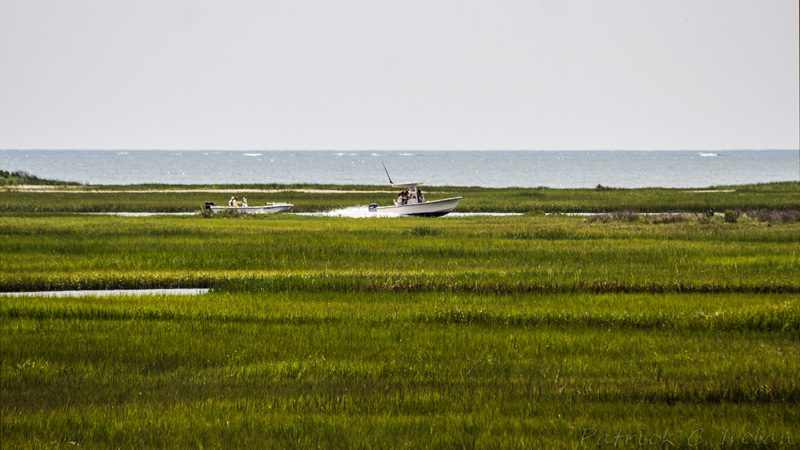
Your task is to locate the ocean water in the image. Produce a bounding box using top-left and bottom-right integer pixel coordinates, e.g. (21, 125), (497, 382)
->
(1, 150), (797, 188)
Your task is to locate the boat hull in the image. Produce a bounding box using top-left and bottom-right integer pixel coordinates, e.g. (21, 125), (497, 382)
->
(374, 197), (462, 217)
(209, 203), (293, 214)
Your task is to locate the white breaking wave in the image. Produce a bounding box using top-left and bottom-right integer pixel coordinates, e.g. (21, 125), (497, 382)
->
(698, 153), (718, 157)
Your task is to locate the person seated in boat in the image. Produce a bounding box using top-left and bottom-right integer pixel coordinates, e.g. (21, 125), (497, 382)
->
(396, 191), (409, 206)
(229, 196), (236, 206)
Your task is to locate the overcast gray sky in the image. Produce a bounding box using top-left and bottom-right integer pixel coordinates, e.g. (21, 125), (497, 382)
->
(1, 0), (797, 150)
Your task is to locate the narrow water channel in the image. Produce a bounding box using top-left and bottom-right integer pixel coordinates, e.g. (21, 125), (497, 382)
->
(1, 288), (210, 297)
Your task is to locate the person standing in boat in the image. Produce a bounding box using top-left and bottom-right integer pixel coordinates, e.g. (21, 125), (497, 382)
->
(242, 197), (248, 207)
(417, 188), (424, 203)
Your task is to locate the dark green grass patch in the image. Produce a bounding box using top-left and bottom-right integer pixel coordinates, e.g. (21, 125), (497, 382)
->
(2, 292), (799, 448)
(3, 292), (798, 332)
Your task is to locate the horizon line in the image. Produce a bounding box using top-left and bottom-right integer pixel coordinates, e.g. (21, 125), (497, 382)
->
(2, 148), (798, 152)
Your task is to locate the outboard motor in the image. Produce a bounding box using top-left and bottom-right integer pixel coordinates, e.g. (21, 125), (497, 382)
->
(368, 203), (378, 213)
(204, 202), (214, 210)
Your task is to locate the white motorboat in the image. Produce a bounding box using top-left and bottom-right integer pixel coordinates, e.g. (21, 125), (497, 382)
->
(205, 201), (293, 214)
(369, 182), (462, 217)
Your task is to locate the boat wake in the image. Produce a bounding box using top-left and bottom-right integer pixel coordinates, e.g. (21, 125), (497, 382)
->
(297, 206), (392, 218)
(296, 207), (522, 218)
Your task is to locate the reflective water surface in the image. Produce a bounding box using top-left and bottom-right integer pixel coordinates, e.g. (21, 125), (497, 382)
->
(1, 288), (210, 297)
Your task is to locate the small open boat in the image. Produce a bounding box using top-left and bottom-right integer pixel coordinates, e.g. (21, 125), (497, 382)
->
(369, 181), (462, 217)
(205, 200), (293, 214)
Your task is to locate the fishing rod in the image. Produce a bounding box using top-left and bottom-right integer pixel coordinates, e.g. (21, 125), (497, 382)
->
(381, 162), (394, 185)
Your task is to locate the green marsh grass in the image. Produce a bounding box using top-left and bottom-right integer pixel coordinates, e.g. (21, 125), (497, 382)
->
(3, 291), (799, 448)
(2, 214), (798, 293)
(2, 181), (799, 213)
(2, 204), (799, 448)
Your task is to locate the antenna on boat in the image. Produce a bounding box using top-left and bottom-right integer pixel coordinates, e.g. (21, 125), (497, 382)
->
(381, 162), (394, 185)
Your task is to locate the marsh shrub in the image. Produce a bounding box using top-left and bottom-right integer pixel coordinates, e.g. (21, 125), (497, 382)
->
(724, 209), (739, 223)
(587, 214), (611, 223)
(613, 211), (640, 222)
(587, 211), (639, 223)
(0, 170), (79, 186)
(744, 209), (800, 222)
(650, 213), (690, 224)
(697, 210), (716, 224)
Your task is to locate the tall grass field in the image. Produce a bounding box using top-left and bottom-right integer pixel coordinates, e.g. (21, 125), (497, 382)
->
(2, 184), (799, 448)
